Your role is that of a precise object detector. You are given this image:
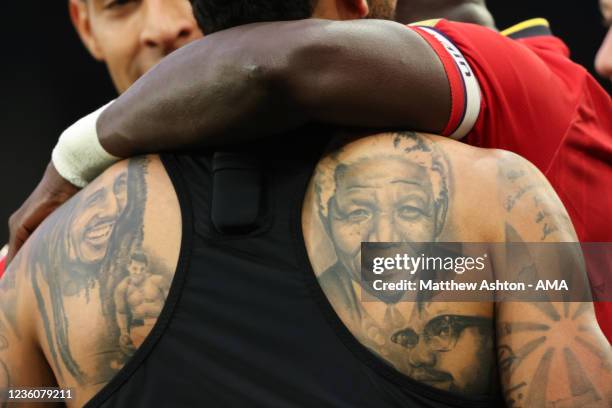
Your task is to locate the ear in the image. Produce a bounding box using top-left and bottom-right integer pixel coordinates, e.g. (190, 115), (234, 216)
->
(69, 0), (104, 61)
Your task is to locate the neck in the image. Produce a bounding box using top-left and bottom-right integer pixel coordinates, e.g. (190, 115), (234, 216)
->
(395, 0), (497, 30)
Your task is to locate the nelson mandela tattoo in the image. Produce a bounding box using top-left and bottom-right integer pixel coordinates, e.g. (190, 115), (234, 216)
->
(315, 132), (450, 308)
(312, 132), (496, 395)
(309, 132), (611, 402)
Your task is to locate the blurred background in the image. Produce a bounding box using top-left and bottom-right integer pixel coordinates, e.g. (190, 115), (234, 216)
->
(0, 0), (610, 243)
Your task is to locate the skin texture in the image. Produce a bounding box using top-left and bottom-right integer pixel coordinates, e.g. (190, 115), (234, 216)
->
(0, 155), (181, 407)
(92, 0), (494, 157)
(1, 132), (610, 406)
(2, 1), (609, 402)
(114, 254), (170, 358)
(596, 0), (612, 80)
(302, 132), (612, 402)
(69, 0), (202, 93)
(96, 18), (450, 157)
(6, 0), (442, 262)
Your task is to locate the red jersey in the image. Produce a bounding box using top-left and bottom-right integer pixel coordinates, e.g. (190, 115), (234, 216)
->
(409, 19), (612, 340)
(411, 18), (612, 242)
(0, 253), (6, 279)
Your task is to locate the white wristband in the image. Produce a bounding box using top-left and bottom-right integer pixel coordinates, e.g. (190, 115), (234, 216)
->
(52, 101), (120, 188)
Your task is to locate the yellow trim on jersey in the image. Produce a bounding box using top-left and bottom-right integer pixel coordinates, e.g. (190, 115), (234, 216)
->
(410, 19), (441, 28)
(501, 18), (550, 37)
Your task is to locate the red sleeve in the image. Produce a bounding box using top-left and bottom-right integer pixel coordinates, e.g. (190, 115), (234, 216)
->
(409, 25), (482, 140)
(409, 20), (580, 172)
(0, 255), (6, 279)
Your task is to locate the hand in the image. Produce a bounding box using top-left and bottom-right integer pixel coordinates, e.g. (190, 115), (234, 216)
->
(7, 162), (79, 264)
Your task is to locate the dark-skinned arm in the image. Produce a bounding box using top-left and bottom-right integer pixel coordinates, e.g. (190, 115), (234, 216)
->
(7, 19), (450, 263)
(98, 19), (450, 157)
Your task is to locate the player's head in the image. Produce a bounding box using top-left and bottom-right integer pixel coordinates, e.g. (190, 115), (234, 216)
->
(191, 0), (397, 35)
(595, 0), (612, 80)
(316, 132), (450, 281)
(69, 0), (203, 93)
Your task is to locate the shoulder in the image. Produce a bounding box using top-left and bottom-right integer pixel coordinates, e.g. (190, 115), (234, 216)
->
(307, 131), (505, 244)
(490, 149), (577, 243)
(314, 131), (574, 243)
(436, 140), (576, 242)
(8, 154), (182, 398)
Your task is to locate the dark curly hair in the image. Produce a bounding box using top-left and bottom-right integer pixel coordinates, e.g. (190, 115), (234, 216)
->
(190, 0), (316, 34)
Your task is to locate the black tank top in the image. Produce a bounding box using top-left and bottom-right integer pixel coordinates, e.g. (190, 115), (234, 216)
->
(85, 132), (504, 408)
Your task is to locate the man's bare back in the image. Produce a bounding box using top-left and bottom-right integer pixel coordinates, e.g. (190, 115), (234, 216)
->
(0, 132), (609, 406)
(302, 132), (611, 402)
(0, 157), (180, 406)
